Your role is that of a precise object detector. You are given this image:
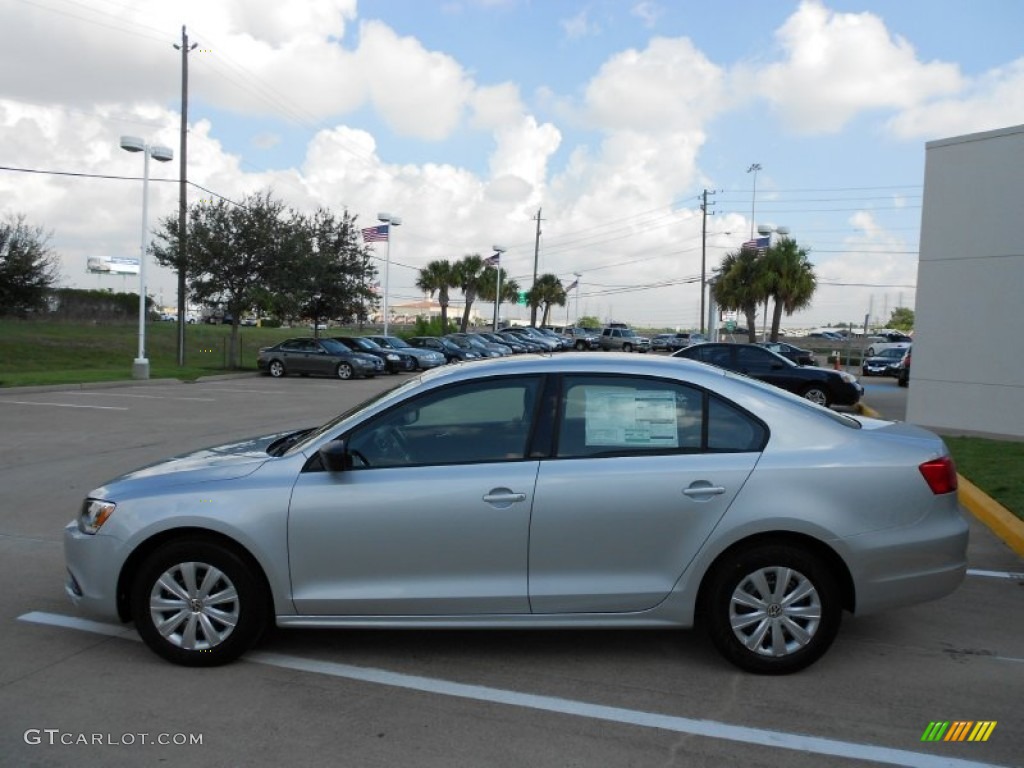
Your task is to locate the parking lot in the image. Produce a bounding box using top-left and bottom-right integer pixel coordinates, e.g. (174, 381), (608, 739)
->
(0, 373), (1021, 767)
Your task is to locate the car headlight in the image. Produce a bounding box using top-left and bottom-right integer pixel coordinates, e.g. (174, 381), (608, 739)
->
(79, 499), (116, 534)
(838, 372), (857, 384)
(385, 353), (399, 361)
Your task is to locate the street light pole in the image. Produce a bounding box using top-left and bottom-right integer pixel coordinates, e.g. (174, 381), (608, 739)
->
(121, 136), (173, 380)
(491, 245), (506, 331)
(377, 212), (402, 336)
(747, 163), (761, 239)
(573, 272), (581, 325)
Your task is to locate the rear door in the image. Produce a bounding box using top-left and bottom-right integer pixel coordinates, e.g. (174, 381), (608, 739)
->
(528, 374), (765, 614)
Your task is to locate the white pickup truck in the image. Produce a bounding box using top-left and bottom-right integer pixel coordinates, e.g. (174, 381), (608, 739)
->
(864, 332), (912, 357)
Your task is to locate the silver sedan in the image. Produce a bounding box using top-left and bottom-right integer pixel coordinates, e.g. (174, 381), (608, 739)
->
(64, 354), (967, 674)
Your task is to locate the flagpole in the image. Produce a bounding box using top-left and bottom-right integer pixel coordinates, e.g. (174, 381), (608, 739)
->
(376, 214), (402, 336)
(491, 246), (506, 331)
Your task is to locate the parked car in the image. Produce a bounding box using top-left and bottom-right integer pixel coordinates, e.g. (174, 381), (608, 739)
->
(257, 337), (382, 380)
(864, 337), (912, 357)
(554, 326), (601, 350)
(599, 326), (650, 352)
(897, 349), (911, 387)
(667, 332), (706, 351)
(808, 331), (844, 341)
(330, 336), (417, 373)
(445, 334), (503, 358)
(501, 326), (560, 352)
(757, 341), (815, 366)
(673, 342), (862, 407)
(478, 331), (530, 354)
(408, 336), (480, 362)
(365, 335), (446, 370)
(64, 354), (967, 674)
(447, 332), (512, 357)
(497, 329), (549, 353)
(861, 347), (908, 377)
(650, 333), (676, 352)
(536, 327), (574, 350)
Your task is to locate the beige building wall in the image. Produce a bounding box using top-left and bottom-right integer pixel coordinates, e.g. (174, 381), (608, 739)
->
(907, 125), (1024, 438)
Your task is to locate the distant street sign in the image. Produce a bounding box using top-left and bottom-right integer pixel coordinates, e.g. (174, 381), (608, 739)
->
(517, 291), (528, 305)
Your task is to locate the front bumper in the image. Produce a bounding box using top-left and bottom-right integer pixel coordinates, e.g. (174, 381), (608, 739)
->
(63, 522), (126, 623)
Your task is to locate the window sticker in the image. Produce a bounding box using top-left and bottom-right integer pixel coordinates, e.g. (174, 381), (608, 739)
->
(584, 387), (678, 448)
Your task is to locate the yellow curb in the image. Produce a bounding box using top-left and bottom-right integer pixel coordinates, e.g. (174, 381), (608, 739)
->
(958, 476), (1024, 558)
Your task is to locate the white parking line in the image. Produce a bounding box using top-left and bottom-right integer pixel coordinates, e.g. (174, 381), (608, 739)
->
(64, 393), (217, 402)
(16, 611), (1010, 768)
(0, 400), (128, 411)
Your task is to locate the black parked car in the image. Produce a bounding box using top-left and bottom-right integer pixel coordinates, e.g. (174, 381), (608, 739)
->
(257, 337), (383, 380)
(408, 336), (481, 363)
(673, 342), (863, 407)
(757, 341), (816, 366)
(861, 347), (907, 377)
(330, 336), (417, 373)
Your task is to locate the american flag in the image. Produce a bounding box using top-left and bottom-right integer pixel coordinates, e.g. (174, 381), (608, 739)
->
(484, 253), (501, 266)
(742, 236), (770, 251)
(361, 225), (389, 242)
(565, 279), (578, 291)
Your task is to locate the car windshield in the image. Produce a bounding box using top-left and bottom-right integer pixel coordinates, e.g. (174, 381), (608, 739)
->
(350, 337), (378, 350)
(383, 337), (412, 349)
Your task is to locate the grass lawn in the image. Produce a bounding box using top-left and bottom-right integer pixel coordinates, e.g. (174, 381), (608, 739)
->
(945, 436), (1024, 522)
(0, 318), (302, 387)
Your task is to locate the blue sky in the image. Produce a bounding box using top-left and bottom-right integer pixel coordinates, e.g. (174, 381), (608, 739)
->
(3, 0), (1024, 329)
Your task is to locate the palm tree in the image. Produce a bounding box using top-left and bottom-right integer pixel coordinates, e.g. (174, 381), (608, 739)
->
(528, 273), (567, 326)
(454, 254), (488, 332)
(763, 238), (816, 342)
(477, 267), (520, 327)
(415, 259), (459, 332)
(712, 248), (769, 342)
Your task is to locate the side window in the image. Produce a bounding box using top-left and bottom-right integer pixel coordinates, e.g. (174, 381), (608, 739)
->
(736, 346), (772, 372)
(708, 395), (767, 452)
(702, 345), (732, 367)
(346, 376), (542, 468)
(556, 376), (703, 458)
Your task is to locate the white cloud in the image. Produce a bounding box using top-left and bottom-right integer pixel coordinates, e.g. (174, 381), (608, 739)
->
(561, 10), (600, 40)
(885, 58), (1024, 140)
(751, 0), (963, 134)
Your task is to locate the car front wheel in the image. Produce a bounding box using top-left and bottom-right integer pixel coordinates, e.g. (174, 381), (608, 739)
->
(336, 362), (354, 380)
(801, 385), (830, 407)
(704, 543), (841, 674)
(131, 539), (267, 667)
(268, 360), (286, 378)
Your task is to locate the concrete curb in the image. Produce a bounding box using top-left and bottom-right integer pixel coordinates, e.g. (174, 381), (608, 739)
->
(958, 476), (1024, 558)
(856, 402), (1024, 558)
(0, 372), (258, 396)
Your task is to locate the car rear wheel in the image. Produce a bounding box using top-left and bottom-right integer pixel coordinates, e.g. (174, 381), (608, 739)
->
(623, 343), (633, 353)
(131, 540), (267, 667)
(801, 385), (830, 407)
(705, 543), (841, 674)
(336, 362), (354, 380)
(268, 360), (286, 378)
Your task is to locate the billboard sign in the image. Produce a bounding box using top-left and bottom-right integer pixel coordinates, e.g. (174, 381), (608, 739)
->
(87, 257), (140, 275)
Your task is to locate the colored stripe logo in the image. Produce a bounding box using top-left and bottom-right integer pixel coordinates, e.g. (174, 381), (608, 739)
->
(921, 721), (997, 742)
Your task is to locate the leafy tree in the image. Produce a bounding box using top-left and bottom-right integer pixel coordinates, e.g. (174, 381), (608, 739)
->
(889, 307), (915, 331)
(712, 248), (768, 343)
(762, 238), (816, 342)
(453, 254), (488, 332)
(577, 315), (601, 329)
(151, 190), (303, 368)
(283, 208), (377, 335)
(0, 214), (59, 317)
(528, 273), (567, 327)
(415, 259), (459, 332)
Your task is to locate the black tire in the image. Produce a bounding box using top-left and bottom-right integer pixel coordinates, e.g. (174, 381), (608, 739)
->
(623, 343), (633, 353)
(801, 385), (830, 407)
(704, 543), (841, 674)
(336, 362), (354, 380)
(131, 539), (267, 667)
(575, 340), (587, 351)
(268, 360), (286, 378)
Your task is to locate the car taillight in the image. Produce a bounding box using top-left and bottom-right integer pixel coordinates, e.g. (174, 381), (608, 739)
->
(919, 456), (958, 495)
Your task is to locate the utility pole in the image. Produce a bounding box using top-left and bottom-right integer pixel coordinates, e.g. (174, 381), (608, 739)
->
(529, 207), (543, 327)
(174, 26), (197, 366)
(699, 189), (716, 335)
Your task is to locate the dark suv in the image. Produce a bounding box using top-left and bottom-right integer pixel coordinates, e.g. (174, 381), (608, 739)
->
(673, 342), (862, 407)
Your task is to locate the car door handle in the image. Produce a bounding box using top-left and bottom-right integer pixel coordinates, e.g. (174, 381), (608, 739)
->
(483, 490), (527, 505)
(683, 484), (726, 497)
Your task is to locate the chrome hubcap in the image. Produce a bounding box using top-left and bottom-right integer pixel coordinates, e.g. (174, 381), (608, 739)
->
(149, 561), (240, 651)
(729, 566), (821, 657)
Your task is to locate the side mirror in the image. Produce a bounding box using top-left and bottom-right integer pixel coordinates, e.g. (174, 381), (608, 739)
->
(318, 439), (353, 472)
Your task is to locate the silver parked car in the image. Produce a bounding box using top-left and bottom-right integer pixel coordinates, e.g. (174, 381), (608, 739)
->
(64, 354), (967, 674)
